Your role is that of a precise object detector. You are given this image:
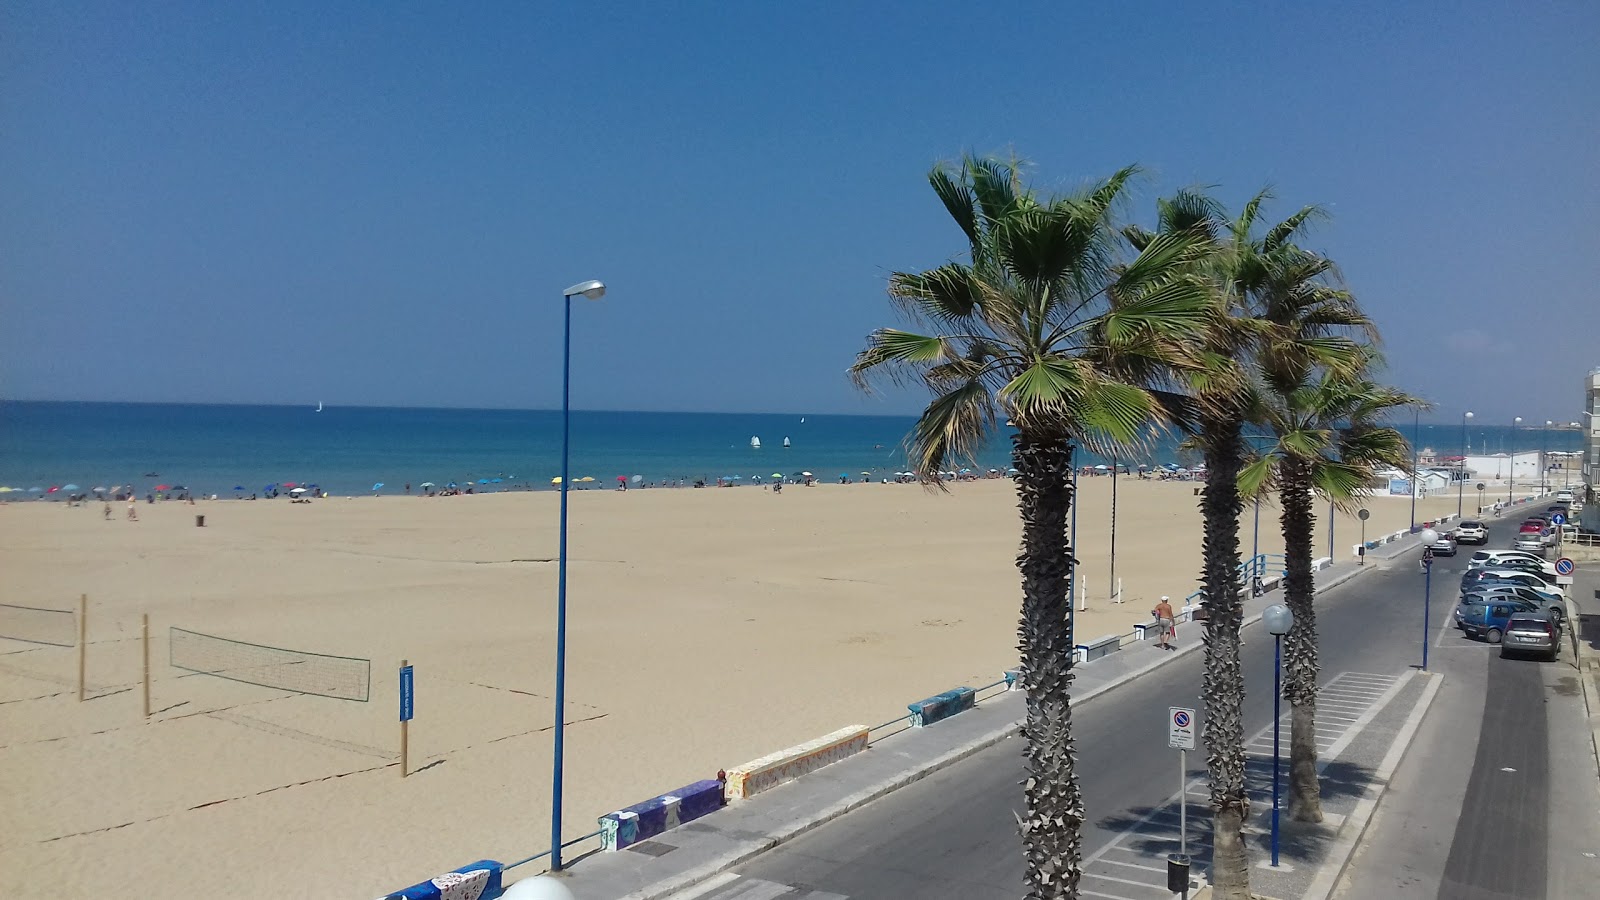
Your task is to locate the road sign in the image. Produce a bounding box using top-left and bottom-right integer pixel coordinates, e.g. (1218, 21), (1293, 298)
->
(1169, 707), (1196, 750)
(1555, 557), (1576, 576)
(1358, 508), (1370, 521)
(400, 664), (414, 722)
(1551, 513), (1566, 525)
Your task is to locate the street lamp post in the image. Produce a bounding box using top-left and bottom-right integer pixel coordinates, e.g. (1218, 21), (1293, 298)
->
(1069, 461), (1080, 616)
(549, 279), (606, 871)
(1509, 416), (1522, 503)
(1109, 454), (1119, 604)
(1264, 603), (1294, 868)
(1544, 421), (1552, 494)
(1419, 527), (1438, 671)
(1458, 411), (1473, 516)
(1410, 408), (1420, 531)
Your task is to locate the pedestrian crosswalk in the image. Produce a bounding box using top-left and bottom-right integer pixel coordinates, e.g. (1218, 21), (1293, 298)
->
(1074, 670), (1407, 899)
(663, 872), (850, 900)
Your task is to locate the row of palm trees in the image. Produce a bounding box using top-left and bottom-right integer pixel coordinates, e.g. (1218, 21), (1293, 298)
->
(850, 156), (1416, 900)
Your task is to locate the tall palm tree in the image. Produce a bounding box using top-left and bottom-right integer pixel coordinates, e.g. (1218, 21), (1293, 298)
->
(1143, 191), (1330, 900)
(1242, 360), (1416, 822)
(851, 156), (1213, 900)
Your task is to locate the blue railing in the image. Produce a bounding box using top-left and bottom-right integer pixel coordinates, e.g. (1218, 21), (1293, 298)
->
(1183, 553), (1285, 606)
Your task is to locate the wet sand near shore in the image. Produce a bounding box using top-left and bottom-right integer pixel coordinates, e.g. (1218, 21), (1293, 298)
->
(0, 479), (1465, 898)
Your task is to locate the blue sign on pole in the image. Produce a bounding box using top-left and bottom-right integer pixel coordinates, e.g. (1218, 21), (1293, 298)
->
(400, 665), (414, 722)
(1551, 512), (1566, 525)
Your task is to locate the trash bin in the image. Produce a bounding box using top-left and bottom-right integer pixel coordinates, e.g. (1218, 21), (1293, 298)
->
(195, 515), (205, 527)
(1167, 853), (1191, 894)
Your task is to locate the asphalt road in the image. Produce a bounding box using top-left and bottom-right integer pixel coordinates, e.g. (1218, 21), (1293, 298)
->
(1337, 527), (1600, 900)
(709, 514), (1587, 899)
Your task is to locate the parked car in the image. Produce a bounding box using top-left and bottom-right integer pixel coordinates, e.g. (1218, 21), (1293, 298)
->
(1460, 569), (1565, 601)
(1454, 520), (1489, 544)
(1460, 585), (1565, 624)
(1430, 532), (1458, 556)
(1455, 595), (1537, 629)
(1513, 532), (1549, 556)
(1467, 550), (1556, 574)
(1556, 489), (1574, 503)
(1499, 611), (1561, 661)
(1461, 599), (1538, 643)
(1486, 555), (1557, 577)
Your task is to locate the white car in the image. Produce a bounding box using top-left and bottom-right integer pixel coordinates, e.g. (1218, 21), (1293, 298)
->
(1453, 520), (1489, 544)
(1465, 568), (1566, 600)
(1467, 550), (1557, 575)
(1556, 490), (1574, 503)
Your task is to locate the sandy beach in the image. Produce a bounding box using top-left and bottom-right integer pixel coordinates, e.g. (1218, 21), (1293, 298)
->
(0, 479), (1470, 898)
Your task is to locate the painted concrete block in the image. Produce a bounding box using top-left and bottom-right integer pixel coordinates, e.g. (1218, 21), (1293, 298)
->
(599, 778), (724, 851)
(909, 687), (976, 727)
(378, 860), (503, 900)
(724, 726), (868, 800)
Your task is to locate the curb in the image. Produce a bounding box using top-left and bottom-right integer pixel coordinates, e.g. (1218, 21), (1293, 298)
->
(1569, 597), (1600, 784)
(607, 561), (1385, 900)
(1301, 671), (1445, 900)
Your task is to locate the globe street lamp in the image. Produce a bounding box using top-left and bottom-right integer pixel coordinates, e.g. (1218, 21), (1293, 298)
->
(550, 279), (605, 871)
(1419, 527), (1438, 671)
(1509, 416), (1522, 503)
(1458, 411), (1473, 515)
(1544, 421), (1552, 493)
(1263, 603), (1295, 868)
(1409, 408), (1420, 531)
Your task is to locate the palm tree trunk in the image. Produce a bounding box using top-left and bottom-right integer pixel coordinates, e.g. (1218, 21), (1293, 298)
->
(1011, 432), (1084, 900)
(1199, 412), (1252, 900)
(1278, 461), (1323, 822)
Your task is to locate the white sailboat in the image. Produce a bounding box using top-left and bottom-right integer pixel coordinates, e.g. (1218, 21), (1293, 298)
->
(750, 436), (761, 449)
(782, 436), (791, 448)
(315, 401), (323, 413)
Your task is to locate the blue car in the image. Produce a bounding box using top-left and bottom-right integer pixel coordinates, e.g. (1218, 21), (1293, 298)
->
(1460, 598), (1546, 644)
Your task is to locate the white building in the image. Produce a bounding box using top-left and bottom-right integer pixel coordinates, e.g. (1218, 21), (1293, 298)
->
(1586, 368), (1600, 498)
(1462, 451), (1541, 481)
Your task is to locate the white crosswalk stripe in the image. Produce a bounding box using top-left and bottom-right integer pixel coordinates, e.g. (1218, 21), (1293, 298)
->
(1073, 670), (1406, 898)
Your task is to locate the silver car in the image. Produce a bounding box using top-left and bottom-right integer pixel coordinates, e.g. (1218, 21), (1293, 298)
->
(1500, 611), (1560, 661)
(1513, 532), (1548, 556)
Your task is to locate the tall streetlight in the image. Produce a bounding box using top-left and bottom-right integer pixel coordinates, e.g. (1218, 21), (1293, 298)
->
(1458, 411), (1473, 516)
(1264, 603), (1294, 868)
(1419, 527), (1437, 671)
(1544, 421), (1552, 493)
(549, 279), (606, 871)
(1409, 408), (1420, 530)
(1509, 416), (1522, 503)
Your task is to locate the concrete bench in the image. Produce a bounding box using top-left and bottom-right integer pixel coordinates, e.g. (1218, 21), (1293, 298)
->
(599, 778), (724, 851)
(724, 725), (868, 800)
(1075, 634), (1120, 663)
(909, 687), (975, 727)
(378, 860), (503, 900)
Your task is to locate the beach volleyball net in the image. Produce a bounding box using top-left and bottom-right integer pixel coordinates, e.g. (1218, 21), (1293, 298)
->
(0, 602), (77, 647)
(169, 627), (371, 701)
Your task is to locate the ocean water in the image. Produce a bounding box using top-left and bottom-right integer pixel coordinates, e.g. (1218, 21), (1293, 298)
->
(0, 401), (1583, 497)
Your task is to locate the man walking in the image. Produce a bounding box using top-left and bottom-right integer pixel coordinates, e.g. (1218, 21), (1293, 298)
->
(1153, 595), (1176, 650)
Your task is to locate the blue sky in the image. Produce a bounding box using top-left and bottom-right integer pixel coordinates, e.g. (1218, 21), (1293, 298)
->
(3, 1), (1596, 423)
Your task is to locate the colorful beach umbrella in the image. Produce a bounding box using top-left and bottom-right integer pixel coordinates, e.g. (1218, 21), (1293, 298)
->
(551, 477), (563, 484)
(47, 486), (60, 493)
(0, 487), (17, 493)
(372, 483), (385, 491)
(282, 482), (298, 489)
(578, 476), (595, 483)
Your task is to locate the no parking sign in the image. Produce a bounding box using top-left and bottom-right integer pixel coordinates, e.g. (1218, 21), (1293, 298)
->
(1169, 707), (1196, 750)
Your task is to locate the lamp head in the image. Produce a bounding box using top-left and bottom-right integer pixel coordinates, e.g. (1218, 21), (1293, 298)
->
(1263, 603), (1294, 636)
(1515, 416), (1523, 424)
(1420, 527), (1439, 545)
(563, 280), (607, 301)
(1465, 411), (1474, 419)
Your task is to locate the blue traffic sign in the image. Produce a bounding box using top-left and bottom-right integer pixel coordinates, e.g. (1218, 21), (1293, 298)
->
(1551, 512), (1566, 525)
(1555, 557), (1576, 576)
(400, 665), (414, 721)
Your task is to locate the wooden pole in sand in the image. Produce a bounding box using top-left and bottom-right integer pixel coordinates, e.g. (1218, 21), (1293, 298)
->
(77, 594), (87, 702)
(141, 613), (151, 718)
(399, 659), (410, 778)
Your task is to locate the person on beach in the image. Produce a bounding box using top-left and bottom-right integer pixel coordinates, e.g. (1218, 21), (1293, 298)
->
(103, 502), (112, 520)
(126, 499), (138, 521)
(1153, 595), (1175, 650)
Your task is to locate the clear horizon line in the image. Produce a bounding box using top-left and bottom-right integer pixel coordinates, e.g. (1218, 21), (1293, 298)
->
(0, 397), (923, 420)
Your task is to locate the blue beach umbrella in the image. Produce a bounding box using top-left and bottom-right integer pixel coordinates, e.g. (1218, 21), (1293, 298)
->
(233, 485), (245, 491)
(447, 481), (458, 488)
(478, 479), (489, 484)
(372, 483), (385, 491)
(29, 487), (43, 493)
(491, 478), (502, 483)
(62, 484), (81, 491)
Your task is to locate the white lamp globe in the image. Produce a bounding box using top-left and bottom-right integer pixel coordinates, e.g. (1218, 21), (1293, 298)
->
(1263, 603), (1294, 636)
(1420, 528), (1439, 545)
(503, 875), (578, 900)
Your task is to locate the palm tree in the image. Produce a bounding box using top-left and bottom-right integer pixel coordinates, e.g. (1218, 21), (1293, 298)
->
(851, 156), (1213, 900)
(1242, 357), (1416, 822)
(1142, 191), (1331, 900)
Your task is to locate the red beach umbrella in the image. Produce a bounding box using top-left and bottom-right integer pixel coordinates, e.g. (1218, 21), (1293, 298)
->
(154, 484), (170, 491)
(47, 485), (60, 493)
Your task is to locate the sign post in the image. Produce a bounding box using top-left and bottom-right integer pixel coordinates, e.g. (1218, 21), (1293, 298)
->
(1555, 556), (1576, 587)
(1358, 508), (1371, 564)
(1168, 707), (1196, 900)
(399, 660), (414, 778)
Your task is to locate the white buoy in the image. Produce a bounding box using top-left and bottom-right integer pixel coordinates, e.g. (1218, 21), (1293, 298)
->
(502, 874), (577, 899)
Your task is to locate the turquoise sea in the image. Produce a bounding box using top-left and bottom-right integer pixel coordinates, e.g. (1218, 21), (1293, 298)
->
(0, 401), (1583, 497)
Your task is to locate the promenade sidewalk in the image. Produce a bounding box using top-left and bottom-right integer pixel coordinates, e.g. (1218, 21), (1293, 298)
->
(536, 533), (1435, 900)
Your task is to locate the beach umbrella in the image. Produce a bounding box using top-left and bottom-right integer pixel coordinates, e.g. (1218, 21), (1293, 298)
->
(62, 484), (80, 491)
(550, 477), (562, 485)
(28, 487), (43, 493)
(801, 472), (813, 478)
(282, 482), (298, 489)
(372, 483), (385, 491)
(772, 473), (783, 479)
(232, 485), (244, 491)
(618, 475), (628, 483)
(420, 482), (435, 488)
(0, 487), (16, 493)
(155, 484), (170, 491)
(477, 479), (489, 484)
(490, 478), (502, 483)
(631, 475), (643, 484)
(290, 487), (308, 494)
(578, 476), (595, 483)
(862, 471), (872, 477)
